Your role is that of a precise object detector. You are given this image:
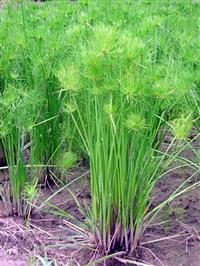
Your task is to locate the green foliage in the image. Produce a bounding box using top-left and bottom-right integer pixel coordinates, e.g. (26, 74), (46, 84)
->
(0, 84), (39, 215)
(58, 151), (78, 170)
(171, 113), (193, 140)
(0, 0), (199, 255)
(56, 19), (198, 252)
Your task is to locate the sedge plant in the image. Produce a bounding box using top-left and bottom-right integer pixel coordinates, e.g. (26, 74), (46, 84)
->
(0, 84), (40, 216)
(56, 25), (197, 254)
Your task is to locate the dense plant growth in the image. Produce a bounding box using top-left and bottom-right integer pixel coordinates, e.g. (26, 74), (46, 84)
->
(57, 25), (196, 252)
(0, 0), (200, 259)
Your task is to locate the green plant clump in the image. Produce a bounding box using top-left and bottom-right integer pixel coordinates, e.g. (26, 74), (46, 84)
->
(57, 23), (198, 253)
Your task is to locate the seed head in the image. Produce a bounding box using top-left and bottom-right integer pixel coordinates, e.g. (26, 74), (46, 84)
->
(125, 113), (146, 132)
(64, 102), (76, 114)
(57, 65), (80, 93)
(171, 113), (193, 139)
(58, 151), (78, 170)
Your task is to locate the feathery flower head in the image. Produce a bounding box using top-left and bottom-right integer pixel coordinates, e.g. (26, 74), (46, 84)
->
(171, 113), (193, 139)
(125, 113), (146, 132)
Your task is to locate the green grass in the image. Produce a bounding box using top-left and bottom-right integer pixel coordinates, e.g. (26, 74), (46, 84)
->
(0, 0), (199, 256)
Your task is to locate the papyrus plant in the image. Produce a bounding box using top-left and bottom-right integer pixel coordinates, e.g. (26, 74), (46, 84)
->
(0, 1), (74, 185)
(0, 84), (39, 216)
(57, 25), (195, 253)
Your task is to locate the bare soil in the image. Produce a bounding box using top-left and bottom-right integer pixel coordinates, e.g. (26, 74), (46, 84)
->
(0, 133), (199, 266)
